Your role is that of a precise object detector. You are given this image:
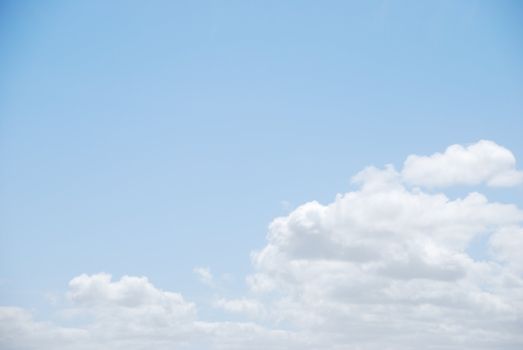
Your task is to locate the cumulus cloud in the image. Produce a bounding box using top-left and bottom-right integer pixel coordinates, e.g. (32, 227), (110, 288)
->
(2, 140), (523, 349)
(0, 274), (300, 350)
(401, 140), (523, 187)
(246, 140), (523, 348)
(0, 307), (87, 350)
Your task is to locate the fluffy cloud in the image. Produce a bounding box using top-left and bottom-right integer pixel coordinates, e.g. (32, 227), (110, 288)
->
(0, 307), (87, 350)
(2, 140), (523, 349)
(0, 274), (300, 350)
(401, 140), (523, 187)
(247, 141), (523, 349)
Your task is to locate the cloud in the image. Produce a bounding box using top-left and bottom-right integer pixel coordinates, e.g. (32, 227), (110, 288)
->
(489, 226), (523, 273)
(68, 273), (195, 313)
(0, 274), (300, 350)
(193, 267), (214, 286)
(247, 140), (523, 348)
(214, 298), (266, 319)
(0, 307), (87, 350)
(2, 140), (523, 349)
(401, 140), (523, 187)
(66, 273), (198, 348)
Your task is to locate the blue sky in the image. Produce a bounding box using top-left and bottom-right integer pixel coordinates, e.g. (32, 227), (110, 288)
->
(1, 1), (523, 349)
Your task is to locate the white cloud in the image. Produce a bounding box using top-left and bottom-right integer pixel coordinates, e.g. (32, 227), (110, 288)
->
(193, 267), (214, 286)
(0, 307), (87, 350)
(2, 140), (523, 349)
(68, 273), (195, 313)
(246, 273), (276, 293)
(247, 140), (523, 348)
(214, 298), (266, 319)
(66, 273), (198, 348)
(401, 140), (523, 187)
(0, 274), (300, 350)
(489, 226), (523, 273)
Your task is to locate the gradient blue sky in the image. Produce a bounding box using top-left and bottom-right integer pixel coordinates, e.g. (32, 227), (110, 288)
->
(1, 0), (522, 320)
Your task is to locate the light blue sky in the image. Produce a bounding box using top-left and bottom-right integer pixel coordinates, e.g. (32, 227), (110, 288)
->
(1, 0), (522, 321)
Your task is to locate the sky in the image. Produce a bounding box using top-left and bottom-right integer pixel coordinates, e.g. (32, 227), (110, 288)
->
(1, 1), (523, 349)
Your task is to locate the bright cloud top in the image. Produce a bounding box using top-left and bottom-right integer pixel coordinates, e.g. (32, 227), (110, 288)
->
(250, 164), (523, 348)
(2, 140), (523, 350)
(402, 140), (523, 187)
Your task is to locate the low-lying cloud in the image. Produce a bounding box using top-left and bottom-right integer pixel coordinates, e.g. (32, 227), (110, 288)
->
(2, 140), (523, 350)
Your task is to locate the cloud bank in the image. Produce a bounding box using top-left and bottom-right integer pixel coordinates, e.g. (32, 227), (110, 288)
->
(2, 140), (523, 349)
